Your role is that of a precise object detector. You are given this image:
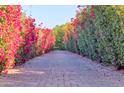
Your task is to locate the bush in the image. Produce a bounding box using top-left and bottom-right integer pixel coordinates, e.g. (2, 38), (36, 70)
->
(53, 25), (66, 50)
(0, 5), (55, 73)
(56, 5), (124, 68)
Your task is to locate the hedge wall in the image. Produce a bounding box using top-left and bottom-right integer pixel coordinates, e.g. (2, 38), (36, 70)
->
(54, 5), (124, 68)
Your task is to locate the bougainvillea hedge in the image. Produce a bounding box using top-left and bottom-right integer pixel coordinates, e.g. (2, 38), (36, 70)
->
(0, 5), (55, 73)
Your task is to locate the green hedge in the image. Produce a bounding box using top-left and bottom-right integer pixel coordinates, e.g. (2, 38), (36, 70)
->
(53, 25), (66, 50)
(77, 6), (124, 67)
(60, 6), (124, 67)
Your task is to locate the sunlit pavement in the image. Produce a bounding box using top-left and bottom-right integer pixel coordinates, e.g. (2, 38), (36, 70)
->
(0, 50), (124, 87)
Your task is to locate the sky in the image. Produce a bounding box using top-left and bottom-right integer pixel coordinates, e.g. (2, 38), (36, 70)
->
(22, 5), (77, 28)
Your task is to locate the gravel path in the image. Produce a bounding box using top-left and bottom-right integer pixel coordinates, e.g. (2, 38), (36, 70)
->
(0, 50), (124, 87)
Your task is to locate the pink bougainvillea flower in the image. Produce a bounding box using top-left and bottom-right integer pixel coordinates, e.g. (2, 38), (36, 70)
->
(0, 48), (4, 60)
(0, 9), (4, 16)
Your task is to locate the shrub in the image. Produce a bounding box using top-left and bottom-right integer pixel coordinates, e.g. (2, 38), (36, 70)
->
(0, 5), (55, 73)
(55, 5), (124, 68)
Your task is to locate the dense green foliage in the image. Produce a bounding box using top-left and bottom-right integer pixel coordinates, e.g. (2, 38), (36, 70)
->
(53, 25), (66, 50)
(54, 5), (124, 68)
(77, 6), (124, 67)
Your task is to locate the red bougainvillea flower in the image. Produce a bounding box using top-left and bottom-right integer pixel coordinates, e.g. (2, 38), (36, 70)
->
(0, 9), (4, 16)
(90, 5), (95, 19)
(0, 48), (4, 60)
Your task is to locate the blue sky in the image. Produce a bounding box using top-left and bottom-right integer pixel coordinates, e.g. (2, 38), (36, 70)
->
(22, 5), (77, 28)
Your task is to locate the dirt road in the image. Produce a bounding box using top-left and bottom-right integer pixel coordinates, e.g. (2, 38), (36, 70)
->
(0, 50), (124, 87)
